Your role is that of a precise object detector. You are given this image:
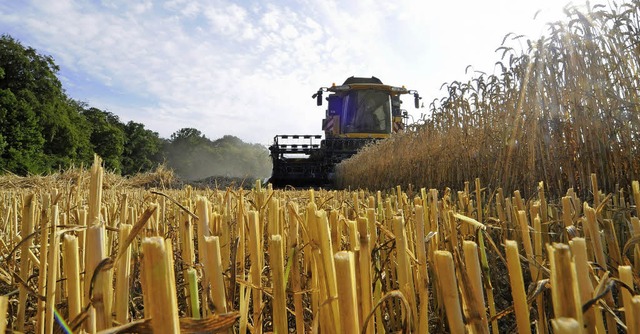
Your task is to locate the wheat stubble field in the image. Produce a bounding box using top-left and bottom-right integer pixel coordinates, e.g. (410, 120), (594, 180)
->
(0, 158), (639, 333)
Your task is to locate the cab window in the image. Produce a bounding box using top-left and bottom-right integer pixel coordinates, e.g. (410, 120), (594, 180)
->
(342, 90), (391, 133)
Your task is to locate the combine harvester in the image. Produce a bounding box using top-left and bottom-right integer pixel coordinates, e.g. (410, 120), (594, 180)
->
(269, 76), (420, 188)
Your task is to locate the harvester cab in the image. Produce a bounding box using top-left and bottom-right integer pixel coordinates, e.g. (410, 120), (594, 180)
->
(269, 76), (420, 188)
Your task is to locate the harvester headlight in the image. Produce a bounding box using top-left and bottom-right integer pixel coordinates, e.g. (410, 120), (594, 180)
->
(332, 85), (350, 91)
(391, 86), (408, 93)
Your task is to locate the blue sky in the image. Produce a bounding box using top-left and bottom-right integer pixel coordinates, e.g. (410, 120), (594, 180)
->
(0, 0), (612, 145)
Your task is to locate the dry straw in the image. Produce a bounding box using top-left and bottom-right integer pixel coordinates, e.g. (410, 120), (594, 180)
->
(413, 205), (430, 334)
(269, 235), (287, 334)
(434, 250), (465, 333)
(248, 210), (263, 332)
(16, 194), (35, 332)
(462, 240), (490, 333)
(0, 295), (7, 333)
(141, 236), (180, 333)
(505, 240), (531, 334)
(334, 251), (360, 334)
(114, 223), (132, 324)
(62, 234), (81, 322)
(356, 217), (374, 334)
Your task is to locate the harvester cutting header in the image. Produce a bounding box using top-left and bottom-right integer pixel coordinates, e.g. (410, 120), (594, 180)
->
(269, 76), (420, 188)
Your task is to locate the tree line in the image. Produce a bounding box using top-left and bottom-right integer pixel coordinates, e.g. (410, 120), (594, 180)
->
(0, 34), (271, 180)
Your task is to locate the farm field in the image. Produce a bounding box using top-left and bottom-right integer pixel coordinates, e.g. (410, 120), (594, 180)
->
(1, 1), (640, 333)
(1, 157), (639, 333)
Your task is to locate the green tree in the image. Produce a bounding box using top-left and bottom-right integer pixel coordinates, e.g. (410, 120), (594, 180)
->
(0, 35), (60, 98)
(170, 128), (209, 147)
(82, 107), (125, 172)
(211, 134), (244, 148)
(0, 34), (94, 173)
(43, 98), (94, 168)
(0, 35), (54, 174)
(165, 128), (212, 179)
(0, 89), (46, 174)
(210, 135), (271, 177)
(121, 121), (163, 175)
(164, 130), (271, 180)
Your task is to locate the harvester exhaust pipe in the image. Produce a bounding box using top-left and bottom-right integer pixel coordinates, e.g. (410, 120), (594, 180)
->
(312, 90), (323, 106)
(412, 91), (422, 108)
